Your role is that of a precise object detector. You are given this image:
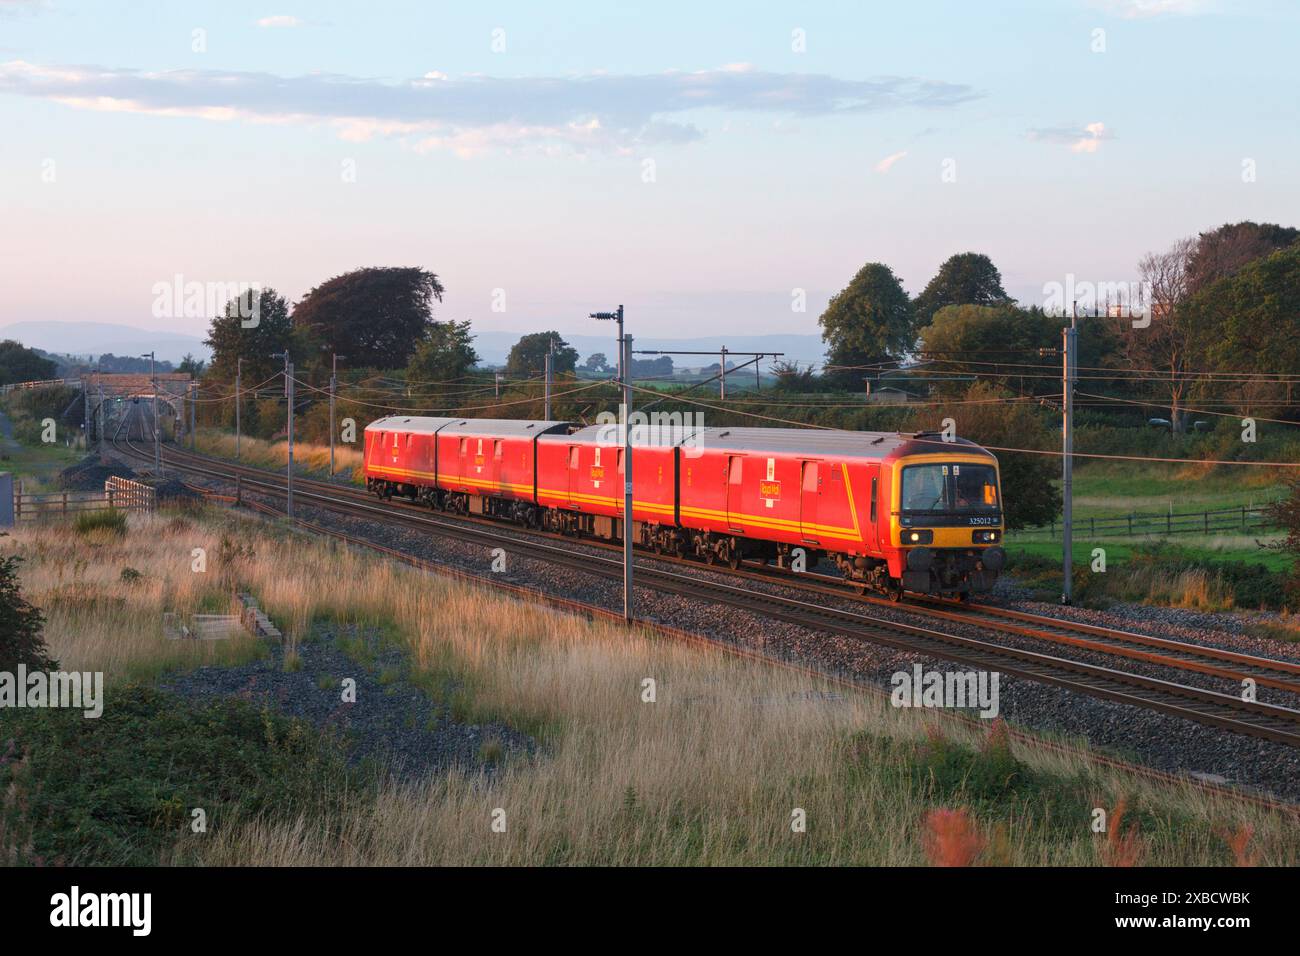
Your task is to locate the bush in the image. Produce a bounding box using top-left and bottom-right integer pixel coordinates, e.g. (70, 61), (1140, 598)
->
(74, 508), (128, 536)
(0, 550), (55, 672)
(1, 685), (361, 865)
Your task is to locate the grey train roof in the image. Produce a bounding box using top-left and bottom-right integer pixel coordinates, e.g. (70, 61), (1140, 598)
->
(542, 424), (992, 459)
(365, 416), (568, 437)
(365, 416), (460, 435)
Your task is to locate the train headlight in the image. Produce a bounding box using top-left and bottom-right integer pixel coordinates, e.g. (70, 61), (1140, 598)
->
(973, 529), (1001, 543)
(904, 529), (933, 545)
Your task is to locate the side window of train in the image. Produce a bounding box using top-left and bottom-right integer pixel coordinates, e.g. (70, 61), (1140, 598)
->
(871, 476), (877, 522)
(494, 440), (503, 460)
(569, 446), (579, 469)
(459, 438), (467, 456)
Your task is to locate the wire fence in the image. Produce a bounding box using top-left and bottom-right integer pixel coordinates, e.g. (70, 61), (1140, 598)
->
(1016, 504), (1273, 539)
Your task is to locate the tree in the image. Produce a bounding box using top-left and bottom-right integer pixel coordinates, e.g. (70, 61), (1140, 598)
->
(1110, 237), (1197, 431)
(405, 320), (480, 403)
(1186, 221), (1300, 294)
(917, 303), (1058, 396)
(819, 263), (913, 389)
(506, 332), (578, 378)
(1181, 244), (1300, 417)
(178, 353), (207, 377)
(0, 551), (55, 672)
(630, 355), (673, 379)
(204, 288), (295, 385)
(912, 253), (1011, 330)
(0, 340), (57, 386)
(906, 382), (1061, 530)
(292, 267), (445, 371)
(584, 353), (610, 373)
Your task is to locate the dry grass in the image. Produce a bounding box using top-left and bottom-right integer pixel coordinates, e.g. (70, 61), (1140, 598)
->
(4, 507), (1296, 866)
(195, 429), (365, 484)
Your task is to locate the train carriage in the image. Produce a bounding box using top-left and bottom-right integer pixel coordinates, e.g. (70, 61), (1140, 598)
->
(364, 415), (1006, 598)
(433, 418), (568, 517)
(363, 416), (456, 502)
(535, 423), (687, 540)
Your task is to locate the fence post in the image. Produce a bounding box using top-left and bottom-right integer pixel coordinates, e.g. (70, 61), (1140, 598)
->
(1242, 505), (1247, 531)
(0, 474), (12, 528)
(62, 491), (68, 516)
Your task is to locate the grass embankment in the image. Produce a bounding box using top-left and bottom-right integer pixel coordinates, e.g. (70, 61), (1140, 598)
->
(1, 509), (1291, 865)
(194, 428), (365, 485)
(1005, 460), (1293, 611)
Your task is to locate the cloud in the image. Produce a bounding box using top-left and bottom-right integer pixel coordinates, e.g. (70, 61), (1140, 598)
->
(256, 15), (303, 28)
(1027, 121), (1113, 153)
(873, 150), (907, 173)
(1094, 0), (1211, 18)
(0, 60), (980, 156)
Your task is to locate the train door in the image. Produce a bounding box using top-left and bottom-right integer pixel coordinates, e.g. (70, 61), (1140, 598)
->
(800, 461), (820, 542)
(567, 445), (581, 508)
(726, 456), (744, 530)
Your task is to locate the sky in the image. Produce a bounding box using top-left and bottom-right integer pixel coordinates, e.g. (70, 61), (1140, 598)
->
(0, 0), (1297, 354)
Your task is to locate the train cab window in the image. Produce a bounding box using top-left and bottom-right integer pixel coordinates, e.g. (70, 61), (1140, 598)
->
(901, 463), (999, 513)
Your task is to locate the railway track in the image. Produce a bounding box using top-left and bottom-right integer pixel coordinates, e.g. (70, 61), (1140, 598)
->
(111, 427), (1300, 748)
(125, 427), (1300, 702)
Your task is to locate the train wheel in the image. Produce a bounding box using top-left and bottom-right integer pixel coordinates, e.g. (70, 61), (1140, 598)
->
(887, 584), (904, 603)
(727, 551), (742, 571)
(703, 549), (717, 566)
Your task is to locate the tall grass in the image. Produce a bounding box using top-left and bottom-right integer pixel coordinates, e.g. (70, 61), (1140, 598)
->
(4, 507), (1293, 865)
(195, 428), (365, 484)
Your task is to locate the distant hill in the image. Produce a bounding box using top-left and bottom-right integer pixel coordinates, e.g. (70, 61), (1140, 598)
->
(0, 322), (208, 366)
(0, 321), (828, 373)
(469, 331), (827, 369)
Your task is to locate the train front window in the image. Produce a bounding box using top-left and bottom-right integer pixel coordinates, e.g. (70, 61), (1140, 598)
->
(901, 464), (999, 514)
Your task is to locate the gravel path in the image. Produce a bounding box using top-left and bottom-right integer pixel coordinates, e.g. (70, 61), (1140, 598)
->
(160, 619), (535, 782)
(114, 449), (1300, 801)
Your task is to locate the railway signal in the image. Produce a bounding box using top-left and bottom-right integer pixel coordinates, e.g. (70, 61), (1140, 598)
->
(591, 305), (633, 623)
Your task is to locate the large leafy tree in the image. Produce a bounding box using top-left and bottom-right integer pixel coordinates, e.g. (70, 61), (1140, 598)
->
(1181, 244), (1300, 417)
(1186, 221), (1299, 294)
(0, 341), (57, 386)
(405, 320), (480, 403)
(506, 332), (578, 378)
(292, 267), (445, 371)
(204, 288), (295, 385)
(912, 253), (1010, 330)
(819, 262), (913, 389)
(917, 304), (1057, 395)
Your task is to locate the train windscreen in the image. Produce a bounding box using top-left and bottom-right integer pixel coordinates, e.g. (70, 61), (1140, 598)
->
(900, 463), (999, 514)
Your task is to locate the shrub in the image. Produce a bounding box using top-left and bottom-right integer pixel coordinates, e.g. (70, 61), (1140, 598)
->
(74, 508), (128, 536)
(0, 550), (55, 672)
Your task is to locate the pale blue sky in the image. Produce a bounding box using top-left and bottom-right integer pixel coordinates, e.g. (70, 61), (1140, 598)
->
(1, 0), (1296, 351)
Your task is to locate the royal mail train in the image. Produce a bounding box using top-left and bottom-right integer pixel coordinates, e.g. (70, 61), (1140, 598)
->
(362, 416), (1006, 598)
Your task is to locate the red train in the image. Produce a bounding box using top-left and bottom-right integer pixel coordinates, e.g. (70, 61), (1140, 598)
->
(363, 416), (1006, 598)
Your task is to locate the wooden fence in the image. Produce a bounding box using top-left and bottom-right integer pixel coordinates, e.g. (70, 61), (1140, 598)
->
(1021, 504), (1271, 539)
(13, 476), (156, 521)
